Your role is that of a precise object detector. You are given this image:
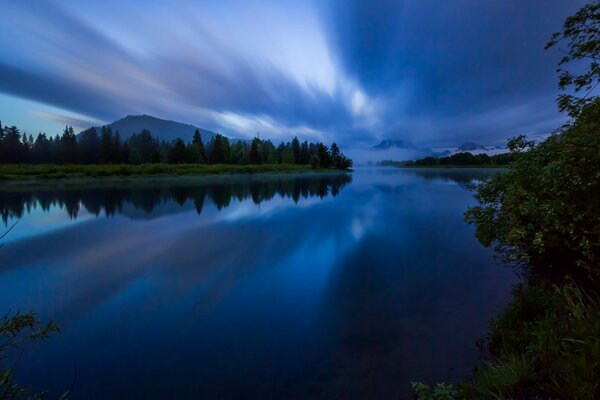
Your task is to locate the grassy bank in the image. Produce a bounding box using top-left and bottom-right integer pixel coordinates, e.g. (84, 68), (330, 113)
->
(413, 278), (600, 399)
(0, 163), (349, 181)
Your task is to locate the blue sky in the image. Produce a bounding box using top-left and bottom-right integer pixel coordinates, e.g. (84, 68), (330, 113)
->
(0, 0), (587, 147)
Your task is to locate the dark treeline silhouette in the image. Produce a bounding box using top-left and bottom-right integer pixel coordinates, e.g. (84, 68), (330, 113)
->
(379, 152), (515, 167)
(0, 122), (352, 170)
(0, 174), (352, 223)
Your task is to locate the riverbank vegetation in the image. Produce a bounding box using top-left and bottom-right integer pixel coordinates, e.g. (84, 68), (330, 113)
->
(0, 124), (352, 171)
(379, 152), (514, 168)
(0, 312), (65, 399)
(0, 163), (342, 181)
(414, 2), (600, 398)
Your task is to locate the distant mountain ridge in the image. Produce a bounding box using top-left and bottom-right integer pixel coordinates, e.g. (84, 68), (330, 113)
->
(365, 138), (508, 163)
(458, 142), (488, 151)
(85, 115), (220, 142)
(372, 140), (418, 150)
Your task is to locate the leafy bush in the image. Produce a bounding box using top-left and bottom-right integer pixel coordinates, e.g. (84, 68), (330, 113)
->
(465, 99), (600, 279)
(411, 382), (458, 400)
(0, 312), (66, 399)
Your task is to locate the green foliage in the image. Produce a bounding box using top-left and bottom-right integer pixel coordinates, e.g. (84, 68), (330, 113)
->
(0, 311), (65, 399)
(168, 138), (188, 164)
(465, 99), (600, 277)
(416, 5), (600, 398)
(475, 281), (600, 399)
(414, 282), (600, 400)
(411, 382), (458, 400)
(387, 152), (515, 168)
(248, 138), (262, 164)
(0, 163), (344, 180)
(0, 124), (352, 170)
(546, 1), (600, 117)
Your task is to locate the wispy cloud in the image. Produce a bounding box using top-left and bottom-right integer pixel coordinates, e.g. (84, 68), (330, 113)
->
(0, 0), (588, 146)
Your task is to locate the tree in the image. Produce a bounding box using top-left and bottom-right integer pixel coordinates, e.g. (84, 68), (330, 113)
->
(151, 150), (162, 163)
(0, 122), (4, 162)
(466, 2), (600, 279)
(32, 133), (51, 164)
(112, 131), (123, 163)
(100, 126), (114, 164)
(261, 139), (276, 164)
(1, 126), (27, 163)
(230, 140), (246, 164)
(316, 143), (331, 168)
(128, 129), (158, 163)
(121, 142), (130, 163)
(209, 134), (227, 164)
(78, 128), (100, 164)
(291, 137), (300, 164)
(546, 1), (600, 117)
(248, 138), (262, 164)
(330, 142), (341, 168)
(189, 129), (207, 163)
(168, 138), (188, 164)
(465, 100), (600, 279)
(59, 126), (78, 164)
(300, 141), (310, 164)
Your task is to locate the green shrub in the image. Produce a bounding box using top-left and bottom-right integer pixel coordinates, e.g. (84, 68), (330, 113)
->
(465, 99), (600, 279)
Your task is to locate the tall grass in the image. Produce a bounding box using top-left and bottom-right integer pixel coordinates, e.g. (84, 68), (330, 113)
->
(0, 163), (342, 180)
(414, 280), (600, 399)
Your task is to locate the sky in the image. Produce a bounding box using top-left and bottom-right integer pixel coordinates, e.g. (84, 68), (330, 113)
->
(0, 0), (588, 148)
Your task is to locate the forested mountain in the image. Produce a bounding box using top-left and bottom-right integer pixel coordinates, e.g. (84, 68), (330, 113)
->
(92, 114), (220, 142)
(0, 122), (352, 170)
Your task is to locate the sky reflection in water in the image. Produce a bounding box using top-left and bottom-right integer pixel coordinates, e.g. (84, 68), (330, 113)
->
(0, 168), (516, 399)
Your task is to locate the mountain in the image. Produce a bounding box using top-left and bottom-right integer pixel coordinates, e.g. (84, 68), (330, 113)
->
(343, 139), (434, 165)
(457, 142), (488, 151)
(372, 139), (419, 150)
(432, 143), (507, 158)
(351, 138), (509, 165)
(87, 115), (220, 142)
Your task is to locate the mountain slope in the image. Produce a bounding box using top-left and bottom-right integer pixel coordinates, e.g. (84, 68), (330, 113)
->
(372, 140), (419, 150)
(458, 142), (488, 151)
(90, 115), (220, 142)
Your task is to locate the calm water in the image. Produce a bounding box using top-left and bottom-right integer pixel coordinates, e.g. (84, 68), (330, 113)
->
(0, 168), (516, 399)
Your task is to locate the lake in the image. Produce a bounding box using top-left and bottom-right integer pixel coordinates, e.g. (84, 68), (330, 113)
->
(0, 168), (517, 399)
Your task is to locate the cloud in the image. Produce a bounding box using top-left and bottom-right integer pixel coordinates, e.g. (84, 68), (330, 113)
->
(0, 0), (590, 146)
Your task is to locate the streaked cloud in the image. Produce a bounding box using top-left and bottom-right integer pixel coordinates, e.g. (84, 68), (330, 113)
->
(0, 0), (589, 146)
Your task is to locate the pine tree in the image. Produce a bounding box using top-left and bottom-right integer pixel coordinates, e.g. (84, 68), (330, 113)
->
(330, 143), (341, 168)
(100, 126), (114, 163)
(168, 138), (188, 164)
(249, 138), (262, 164)
(291, 137), (300, 164)
(210, 134), (226, 164)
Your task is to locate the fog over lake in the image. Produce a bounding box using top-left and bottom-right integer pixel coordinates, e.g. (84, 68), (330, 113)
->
(0, 168), (516, 399)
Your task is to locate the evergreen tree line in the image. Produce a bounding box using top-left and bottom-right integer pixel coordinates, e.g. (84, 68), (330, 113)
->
(384, 151), (517, 167)
(0, 123), (352, 169)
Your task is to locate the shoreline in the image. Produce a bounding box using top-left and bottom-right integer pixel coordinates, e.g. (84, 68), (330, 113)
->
(0, 163), (351, 185)
(397, 165), (508, 169)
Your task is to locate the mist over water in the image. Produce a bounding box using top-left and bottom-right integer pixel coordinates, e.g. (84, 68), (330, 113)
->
(0, 168), (516, 399)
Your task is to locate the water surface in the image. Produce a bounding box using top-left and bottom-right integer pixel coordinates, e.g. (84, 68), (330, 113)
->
(0, 168), (516, 399)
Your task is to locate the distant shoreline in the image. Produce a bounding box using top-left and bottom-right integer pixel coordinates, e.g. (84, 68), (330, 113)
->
(398, 165), (508, 169)
(0, 163), (351, 183)
(369, 164), (508, 169)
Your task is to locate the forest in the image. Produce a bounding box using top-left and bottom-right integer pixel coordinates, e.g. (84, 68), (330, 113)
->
(379, 152), (515, 167)
(0, 125), (352, 170)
